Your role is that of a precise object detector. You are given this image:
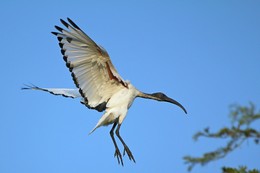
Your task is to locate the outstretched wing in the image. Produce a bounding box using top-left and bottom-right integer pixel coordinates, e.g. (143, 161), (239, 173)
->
(22, 84), (81, 98)
(52, 18), (128, 112)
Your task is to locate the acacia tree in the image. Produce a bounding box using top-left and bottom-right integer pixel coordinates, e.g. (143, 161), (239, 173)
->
(183, 103), (260, 173)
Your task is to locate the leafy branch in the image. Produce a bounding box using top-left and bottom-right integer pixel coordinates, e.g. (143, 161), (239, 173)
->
(183, 103), (260, 171)
(222, 166), (260, 173)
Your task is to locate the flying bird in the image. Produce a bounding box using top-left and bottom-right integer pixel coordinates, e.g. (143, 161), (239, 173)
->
(23, 18), (187, 166)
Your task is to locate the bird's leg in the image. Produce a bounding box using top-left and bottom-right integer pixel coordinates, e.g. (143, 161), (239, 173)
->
(115, 124), (136, 163)
(110, 122), (124, 166)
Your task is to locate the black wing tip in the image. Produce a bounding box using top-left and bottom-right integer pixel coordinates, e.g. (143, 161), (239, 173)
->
(67, 17), (81, 30)
(21, 87), (29, 90)
(21, 84), (38, 90)
(54, 18), (81, 32)
(60, 49), (65, 55)
(55, 25), (63, 32)
(51, 31), (59, 35)
(57, 37), (62, 41)
(63, 55), (68, 61)
(66, 62), (73, 70)
(60, 18), (69, 28)
(58, 43), (64, 48)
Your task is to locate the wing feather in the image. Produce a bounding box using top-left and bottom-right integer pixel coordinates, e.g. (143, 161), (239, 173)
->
(22, 85), (81, 98)
(52, 18), (128, 111)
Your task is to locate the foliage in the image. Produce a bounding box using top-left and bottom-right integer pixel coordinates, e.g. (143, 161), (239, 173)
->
(222, 166), (260, 173)
(183, 103), (260, 171)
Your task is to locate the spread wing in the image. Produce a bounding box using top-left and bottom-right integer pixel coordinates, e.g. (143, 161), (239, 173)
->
(52, 18), (128, 112)
(22, 84), (81, 98)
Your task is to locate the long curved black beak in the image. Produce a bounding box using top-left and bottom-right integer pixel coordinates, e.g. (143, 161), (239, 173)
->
(164, 96), (187, 114)
(138, 92), (187, 114)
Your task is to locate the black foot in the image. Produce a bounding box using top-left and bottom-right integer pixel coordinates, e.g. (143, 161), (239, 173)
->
(123, 145), (136, 163)
(114, 148), (124, 166)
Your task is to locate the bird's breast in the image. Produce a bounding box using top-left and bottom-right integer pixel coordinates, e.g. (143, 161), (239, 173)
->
(106, 87), (138, 109)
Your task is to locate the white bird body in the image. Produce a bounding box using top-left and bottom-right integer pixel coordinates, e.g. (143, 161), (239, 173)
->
(90, 82), (139, 133)
(23, 18), (187, 166)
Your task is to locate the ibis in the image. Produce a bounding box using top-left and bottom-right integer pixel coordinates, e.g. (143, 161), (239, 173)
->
(23, 18), (187, 165)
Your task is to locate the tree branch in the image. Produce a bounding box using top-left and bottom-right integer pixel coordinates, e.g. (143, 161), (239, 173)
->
(183, 103), (260, 171)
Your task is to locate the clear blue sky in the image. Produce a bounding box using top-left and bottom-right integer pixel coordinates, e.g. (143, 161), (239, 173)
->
(1, 1), (259, 172)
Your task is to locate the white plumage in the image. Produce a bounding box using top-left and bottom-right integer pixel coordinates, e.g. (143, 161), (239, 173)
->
(23, 18), (187, 166)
